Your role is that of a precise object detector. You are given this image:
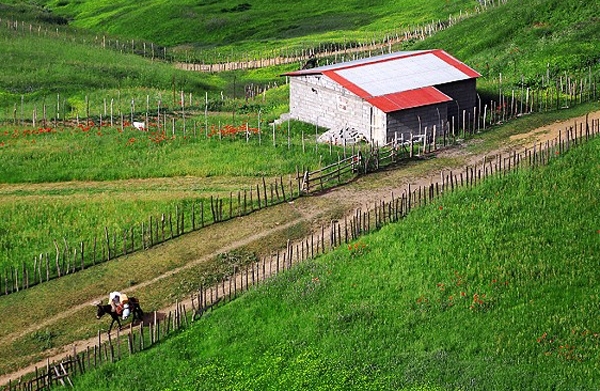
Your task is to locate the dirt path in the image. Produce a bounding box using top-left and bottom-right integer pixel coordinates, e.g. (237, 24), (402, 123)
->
(0, 213), (316, 346)
(0, 213), (319, 387)
(1, 110), (599, 386)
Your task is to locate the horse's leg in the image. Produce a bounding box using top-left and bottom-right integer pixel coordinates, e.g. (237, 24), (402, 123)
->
(108, 314), (122, 333)
(135, 304), (144, 320)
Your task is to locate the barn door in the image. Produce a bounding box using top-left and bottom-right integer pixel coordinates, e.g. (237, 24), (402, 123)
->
(369, 107), (384, 145)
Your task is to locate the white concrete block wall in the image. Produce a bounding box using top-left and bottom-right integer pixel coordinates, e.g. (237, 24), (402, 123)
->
(289, 76), (373, 138)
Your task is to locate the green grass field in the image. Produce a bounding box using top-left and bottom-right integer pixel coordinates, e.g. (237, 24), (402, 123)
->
(416, 0), (600, 95)
(1, 0), (600, 388)
(10, 0), (474, 50)
(0, 118), (350, 274)
(69, 132), (600, 391)
(2, 0), (599, 126)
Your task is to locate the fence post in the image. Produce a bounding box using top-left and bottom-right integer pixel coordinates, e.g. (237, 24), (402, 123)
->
(104, 227), (111, 261)
(262, 177), (268, 207)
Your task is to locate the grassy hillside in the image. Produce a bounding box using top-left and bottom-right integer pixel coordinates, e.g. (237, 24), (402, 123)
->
(6, 0), (476, 49)
(0, 25), (300, 120)
(0, 23), (226, 121)
(2, 0), (600, 120)
(416, 0), (600, 90)
(0, 117), (345, 272)
(71, 133), (600, 390)
(1, 0), (600, 386)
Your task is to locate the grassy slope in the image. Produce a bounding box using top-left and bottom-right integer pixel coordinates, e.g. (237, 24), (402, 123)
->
(0, 121), (343, 271)
(416, 0), (600, 89)
(0, 23), (220, 92)
(72, 135), (600, 391)
(0, 0), (600, 386)
(2, 0), (600, 114)
(26, 0), (476, 48)
(0, 26), (227, 120)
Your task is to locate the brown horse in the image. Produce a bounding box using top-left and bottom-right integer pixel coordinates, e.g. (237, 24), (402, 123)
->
(96, 297), (144, 332)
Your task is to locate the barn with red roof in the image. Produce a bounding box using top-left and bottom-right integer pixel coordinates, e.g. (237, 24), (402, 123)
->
(284, 49), (480, 145)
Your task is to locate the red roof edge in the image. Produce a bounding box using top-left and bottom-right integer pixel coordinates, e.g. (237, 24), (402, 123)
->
(431, 49), (481, 78)
(367, 87), (452, 113)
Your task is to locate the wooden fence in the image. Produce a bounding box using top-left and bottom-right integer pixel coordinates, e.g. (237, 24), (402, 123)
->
(0, 1), (505, 70)
(0, 127), (446, 297)
(0, 175), (302, 297)
(2, 115), (599, 391)
(299, 130), (458, 195)
(3, 90), (599, 297)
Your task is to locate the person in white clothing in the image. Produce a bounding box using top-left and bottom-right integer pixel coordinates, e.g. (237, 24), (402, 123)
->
(109, 291), (130, 320)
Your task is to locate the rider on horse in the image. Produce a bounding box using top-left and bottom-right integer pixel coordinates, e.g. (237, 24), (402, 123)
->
(109, 291), (130, 320)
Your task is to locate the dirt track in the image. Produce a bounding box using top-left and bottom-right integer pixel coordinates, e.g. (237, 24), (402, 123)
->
(1, 110), (599, 386)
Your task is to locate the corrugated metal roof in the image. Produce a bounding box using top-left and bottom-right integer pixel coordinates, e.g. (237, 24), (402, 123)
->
(285, 49), (479, 112)
(366, 87), (452, 113)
